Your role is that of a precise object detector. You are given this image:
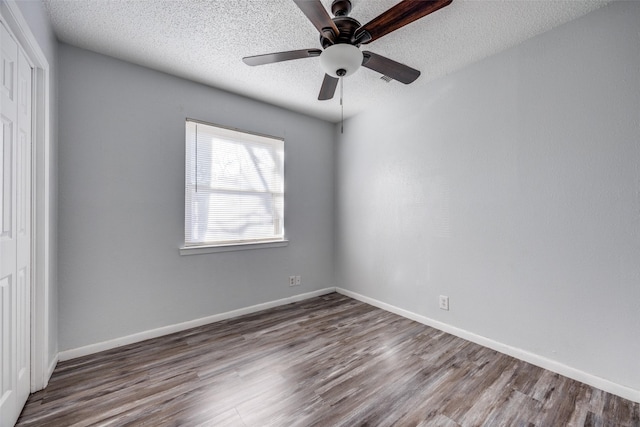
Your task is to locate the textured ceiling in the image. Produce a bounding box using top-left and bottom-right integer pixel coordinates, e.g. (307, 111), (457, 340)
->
(44, 0), (613, 123)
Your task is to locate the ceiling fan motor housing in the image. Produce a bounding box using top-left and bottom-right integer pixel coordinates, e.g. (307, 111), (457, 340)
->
(320, 16), (362, 49)
(319, 2), (364, 79)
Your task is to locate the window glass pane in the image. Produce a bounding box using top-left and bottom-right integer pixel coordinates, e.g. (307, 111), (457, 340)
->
(196, 136), (282, 193)
(185, 120), (284, 246)
(188, 191), (283, 244)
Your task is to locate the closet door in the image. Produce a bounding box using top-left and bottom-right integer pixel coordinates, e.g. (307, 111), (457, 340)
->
(1, 21), (32, 427)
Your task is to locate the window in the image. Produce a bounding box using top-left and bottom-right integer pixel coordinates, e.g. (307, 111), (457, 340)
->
(183, 120), (285, 252)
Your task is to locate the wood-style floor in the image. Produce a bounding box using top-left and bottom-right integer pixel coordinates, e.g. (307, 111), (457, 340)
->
(17, 293), (639, 426)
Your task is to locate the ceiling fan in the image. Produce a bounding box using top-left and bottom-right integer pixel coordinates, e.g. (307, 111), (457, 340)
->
(242, 0), (453, 101)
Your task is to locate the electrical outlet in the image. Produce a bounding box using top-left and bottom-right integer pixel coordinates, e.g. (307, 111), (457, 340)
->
(295, 275), (301, 285)
(289, 276), (296, 286)
(439, 295), (449, 311)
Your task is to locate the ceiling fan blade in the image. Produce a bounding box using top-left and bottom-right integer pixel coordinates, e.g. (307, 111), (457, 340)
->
(318, 74), (339, 100)
(354, 0), (452, 45)
(293, 0), (340, 44)
(243, 49), (322, 66)
(362, 51), (420, 84)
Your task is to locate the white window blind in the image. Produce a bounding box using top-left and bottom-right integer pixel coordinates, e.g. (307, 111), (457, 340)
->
(185, 120), (284, 247)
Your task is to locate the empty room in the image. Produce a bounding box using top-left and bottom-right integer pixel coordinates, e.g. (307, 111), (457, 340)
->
(1, 0), (639, 425)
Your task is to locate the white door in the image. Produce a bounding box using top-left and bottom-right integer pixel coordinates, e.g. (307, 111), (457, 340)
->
(0, 21), (32, 427)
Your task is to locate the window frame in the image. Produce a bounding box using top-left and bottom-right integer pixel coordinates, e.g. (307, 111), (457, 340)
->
(180, 119), (287, 255)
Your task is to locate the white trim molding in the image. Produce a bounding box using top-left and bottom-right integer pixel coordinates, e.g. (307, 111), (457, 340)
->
(335, 287), (640, 404)
(0, 0), (54, 392)
(180, 239), (289, 255)
(59, 288), (337, 361)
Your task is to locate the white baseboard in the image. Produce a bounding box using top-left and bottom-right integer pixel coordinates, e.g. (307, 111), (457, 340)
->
(335, 287), (640, 404)
(59, 287), (336, 361)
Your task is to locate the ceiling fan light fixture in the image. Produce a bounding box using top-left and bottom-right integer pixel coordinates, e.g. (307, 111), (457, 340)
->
(319, 44), (363, 78)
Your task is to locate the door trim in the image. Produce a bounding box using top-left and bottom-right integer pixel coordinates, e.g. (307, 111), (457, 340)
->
(0, 0), (55, 391)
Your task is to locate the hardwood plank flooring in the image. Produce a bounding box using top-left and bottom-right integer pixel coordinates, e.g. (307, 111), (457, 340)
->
(17, 293), (639, 426)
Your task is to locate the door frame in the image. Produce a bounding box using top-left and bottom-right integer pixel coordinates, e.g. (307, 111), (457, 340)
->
(0, 0), (54, 391)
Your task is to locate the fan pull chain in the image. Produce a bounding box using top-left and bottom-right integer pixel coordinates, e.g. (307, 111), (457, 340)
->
(340, 76), (344, 134)
(195, 125), (198, 193)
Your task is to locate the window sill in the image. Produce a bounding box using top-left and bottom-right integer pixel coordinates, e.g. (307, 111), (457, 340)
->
(179, 239), (289, 255)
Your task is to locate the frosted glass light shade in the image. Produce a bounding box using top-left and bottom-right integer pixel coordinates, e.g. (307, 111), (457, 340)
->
(319, 44), (363, 78)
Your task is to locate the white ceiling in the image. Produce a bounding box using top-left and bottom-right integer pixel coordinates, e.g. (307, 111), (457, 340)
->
(44, 0), (613, 123)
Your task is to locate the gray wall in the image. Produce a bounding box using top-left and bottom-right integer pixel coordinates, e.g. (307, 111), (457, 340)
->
(58, 44), (335, 351)
(15, 0), (59, 372)
(336, 1), (640, 392)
